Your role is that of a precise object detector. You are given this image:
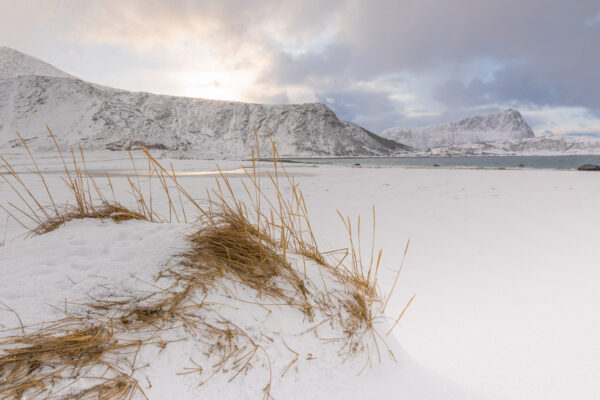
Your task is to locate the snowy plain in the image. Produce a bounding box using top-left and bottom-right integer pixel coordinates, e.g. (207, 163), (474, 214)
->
(1, 149), (599, 399)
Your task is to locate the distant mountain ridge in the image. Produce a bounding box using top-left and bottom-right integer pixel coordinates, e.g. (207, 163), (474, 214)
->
(381, 109), (535, 150)
(417, 135), (600, 156)
(0, 47), (408, 157)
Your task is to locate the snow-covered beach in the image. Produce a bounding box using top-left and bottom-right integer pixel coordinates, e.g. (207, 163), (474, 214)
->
(299, 162), (600, 399)
(3, 1), (600, 397)
(2, 150), (599, 399)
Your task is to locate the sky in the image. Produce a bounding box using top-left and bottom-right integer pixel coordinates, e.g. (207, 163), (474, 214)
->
(1, 0), (599, 135)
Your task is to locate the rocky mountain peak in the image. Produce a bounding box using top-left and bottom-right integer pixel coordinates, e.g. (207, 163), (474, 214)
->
(381, 109), (535, 150)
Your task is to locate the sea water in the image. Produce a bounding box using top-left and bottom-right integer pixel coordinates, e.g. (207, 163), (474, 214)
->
(284, 155), (600, 170)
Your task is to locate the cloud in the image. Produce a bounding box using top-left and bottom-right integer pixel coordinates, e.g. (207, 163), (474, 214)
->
(432, 63), (559, 109)
(433, 57), (600, 114)
(1, 0), (599, 133)
(316, 88), (404, 132)
(253, 0), (600, 130)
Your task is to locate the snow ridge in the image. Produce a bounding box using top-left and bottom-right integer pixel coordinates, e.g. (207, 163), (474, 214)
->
(0, 47), (407, 157)
(381, 109), (535, 150)
(0, 47), (73, 80)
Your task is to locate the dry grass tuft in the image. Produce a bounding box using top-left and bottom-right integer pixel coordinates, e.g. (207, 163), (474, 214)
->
(66, 373), (140, 400)
(0, 318), (143, 400)
(179, 208), (309, 313)
(30, 202), (150, 236)
(88, 286), (194, 331)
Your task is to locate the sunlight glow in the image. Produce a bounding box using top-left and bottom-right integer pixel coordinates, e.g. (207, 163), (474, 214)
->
(179, 71), (249, 102)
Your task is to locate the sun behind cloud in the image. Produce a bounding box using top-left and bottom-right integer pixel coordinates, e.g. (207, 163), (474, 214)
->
(178, 71), (247, 102)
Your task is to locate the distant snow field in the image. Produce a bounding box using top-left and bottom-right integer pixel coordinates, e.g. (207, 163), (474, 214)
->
(1, 150), (599, 399)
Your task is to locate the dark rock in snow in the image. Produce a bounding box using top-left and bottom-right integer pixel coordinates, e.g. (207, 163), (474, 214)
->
(577, 164), (600, 171)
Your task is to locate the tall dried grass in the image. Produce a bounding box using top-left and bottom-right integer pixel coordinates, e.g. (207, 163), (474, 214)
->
(0, 128), (183, 236)
(0, 128), (412, 399)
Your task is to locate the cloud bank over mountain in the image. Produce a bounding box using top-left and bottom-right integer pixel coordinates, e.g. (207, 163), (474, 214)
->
(1, 0), (599, 135)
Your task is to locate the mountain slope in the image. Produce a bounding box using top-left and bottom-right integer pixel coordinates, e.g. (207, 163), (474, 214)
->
(0, 47), (408, 157)
(381, 109), (535, 150)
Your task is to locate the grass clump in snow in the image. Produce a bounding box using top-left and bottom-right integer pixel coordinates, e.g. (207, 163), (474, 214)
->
(0, 129), (412, 399)
(0, 129), (179, 236)
(29, 202), (149, 236)
(0, 318), (144, 400)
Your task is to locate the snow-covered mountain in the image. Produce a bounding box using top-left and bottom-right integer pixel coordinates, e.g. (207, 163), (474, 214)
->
(382, 109), (535, 150)
(0, 47), (407, 157)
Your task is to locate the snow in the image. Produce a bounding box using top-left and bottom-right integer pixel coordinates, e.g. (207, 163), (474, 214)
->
(0, 218), (190, 327)
(2, 150), (600, 399)
(382, 109), (535, 150)
(2, 219), (437, 399)
(298, 164), (600, 400)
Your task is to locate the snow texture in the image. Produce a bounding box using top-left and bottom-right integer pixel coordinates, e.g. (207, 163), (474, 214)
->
(0, 47), (407, 157)
(382, 109), (535, 150)
(2, 151), (600, 399)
